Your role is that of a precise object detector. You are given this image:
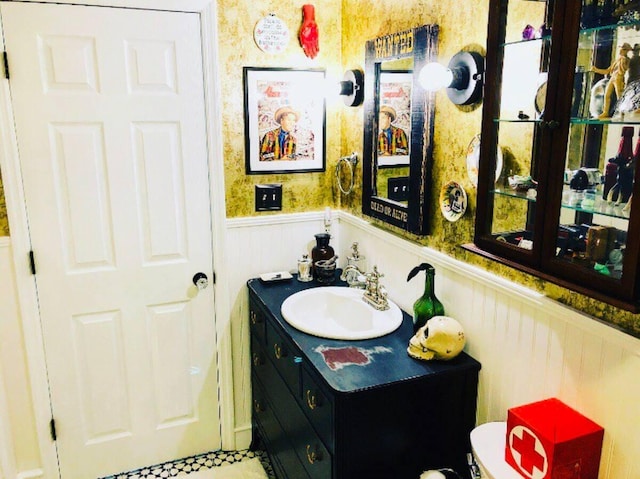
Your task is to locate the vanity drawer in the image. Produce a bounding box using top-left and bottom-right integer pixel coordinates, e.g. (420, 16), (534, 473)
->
(250, 336), (267, 374)
(254, 340), (332, 479)
(252, 375), (311, 479)
(301, 366), (334, 452)
(266, 320), (301, 397)
(249, 299), (266, 345)
(296, 424), (332, 479)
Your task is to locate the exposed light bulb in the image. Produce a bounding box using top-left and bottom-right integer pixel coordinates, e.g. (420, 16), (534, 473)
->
(419, 62), (454, 91)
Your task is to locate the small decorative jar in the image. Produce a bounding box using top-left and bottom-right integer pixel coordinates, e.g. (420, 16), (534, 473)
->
(297, 254), (312, 282)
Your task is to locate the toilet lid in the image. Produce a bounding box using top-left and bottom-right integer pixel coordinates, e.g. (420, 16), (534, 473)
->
(470, 422), (523, 479)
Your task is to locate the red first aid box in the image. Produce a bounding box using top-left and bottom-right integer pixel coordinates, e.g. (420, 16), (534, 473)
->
(505, 398), (604, 479)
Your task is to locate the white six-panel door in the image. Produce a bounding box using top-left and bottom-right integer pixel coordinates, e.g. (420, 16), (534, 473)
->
(1, 2), (221, 477)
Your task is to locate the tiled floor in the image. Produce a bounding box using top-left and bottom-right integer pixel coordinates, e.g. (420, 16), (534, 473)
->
(100, 449), (276, 479)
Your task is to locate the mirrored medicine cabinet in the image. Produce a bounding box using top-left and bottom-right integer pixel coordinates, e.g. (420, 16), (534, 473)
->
(362, 24), (439, 235)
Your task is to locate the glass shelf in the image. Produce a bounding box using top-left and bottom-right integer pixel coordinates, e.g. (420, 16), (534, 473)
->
(580, 19), (640, 35)
(502, 36), (550, 49)
(493, 118), (543, 124)
(561, 200), (630, 220)
(492, 188), (537, 202)
(492, 188), (631, 221)
(570, 116), (640, 125)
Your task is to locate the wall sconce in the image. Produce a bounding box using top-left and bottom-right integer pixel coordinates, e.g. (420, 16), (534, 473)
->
(339, 69), (364, 107)
(418, 51), (484, 106)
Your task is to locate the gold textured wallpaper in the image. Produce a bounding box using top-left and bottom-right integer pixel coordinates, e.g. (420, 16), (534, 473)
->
(0, 169), (8, 236)
(217, 0), (344, 218)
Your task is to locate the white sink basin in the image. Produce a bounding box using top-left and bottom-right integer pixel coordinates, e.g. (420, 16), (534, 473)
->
(280, 286), (403, 340)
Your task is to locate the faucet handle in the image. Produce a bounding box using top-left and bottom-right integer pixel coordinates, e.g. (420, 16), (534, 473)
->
(371, 265), (384, 280)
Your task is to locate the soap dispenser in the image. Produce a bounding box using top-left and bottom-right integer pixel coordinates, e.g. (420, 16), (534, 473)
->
(407, 263), (445, 333)
(340, 242), (367, 287)
(347, 242), (366, 272)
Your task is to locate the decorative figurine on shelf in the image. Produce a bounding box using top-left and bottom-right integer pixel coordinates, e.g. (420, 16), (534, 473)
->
(591, 42), (632, 119)
(605, 126), (635, 203)
(627, 44), (640, 83)
(522, 24), (535, 40)
(298, 4), (319, 59)
(538, 23), (551, 38)
(613, 44), (640, 117)
(608, 155), (635, 204)
(507, 175), (538, 192)
(522, 23), (550, 41)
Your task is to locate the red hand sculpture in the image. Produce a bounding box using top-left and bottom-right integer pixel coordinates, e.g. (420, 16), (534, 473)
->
(299, 4), (319, 59)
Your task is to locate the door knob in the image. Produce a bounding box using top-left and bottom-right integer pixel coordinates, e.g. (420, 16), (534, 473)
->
(192, 272), (209, 290)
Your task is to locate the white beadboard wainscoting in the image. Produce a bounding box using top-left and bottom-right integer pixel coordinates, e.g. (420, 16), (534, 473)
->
(226, 211), (640, 479)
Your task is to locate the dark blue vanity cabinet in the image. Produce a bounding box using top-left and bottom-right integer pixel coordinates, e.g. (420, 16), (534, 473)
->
(248, 278), (481, 479)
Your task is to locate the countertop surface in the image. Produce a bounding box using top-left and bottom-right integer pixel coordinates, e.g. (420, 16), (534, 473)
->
(248, 274), (481, 394)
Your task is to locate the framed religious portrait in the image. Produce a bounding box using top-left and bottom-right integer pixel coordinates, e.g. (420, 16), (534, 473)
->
(243, 67), (326, 174)
(377, 70), (412, 167)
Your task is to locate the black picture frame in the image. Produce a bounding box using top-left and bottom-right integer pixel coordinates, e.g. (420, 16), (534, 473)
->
(362, 24), (439, 235)
(243, 67), (326, 174)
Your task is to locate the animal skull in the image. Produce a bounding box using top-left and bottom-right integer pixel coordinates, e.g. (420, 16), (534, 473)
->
(407, 316), (466, 361)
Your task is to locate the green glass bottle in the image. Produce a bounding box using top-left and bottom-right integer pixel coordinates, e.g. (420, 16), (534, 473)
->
(407, 263), (445, 333)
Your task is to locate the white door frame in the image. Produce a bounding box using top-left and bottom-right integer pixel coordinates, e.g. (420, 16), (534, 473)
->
(0, 1), (232, 478)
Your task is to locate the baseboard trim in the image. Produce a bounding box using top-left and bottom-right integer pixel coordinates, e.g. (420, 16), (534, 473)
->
(233, 424), (252, 451)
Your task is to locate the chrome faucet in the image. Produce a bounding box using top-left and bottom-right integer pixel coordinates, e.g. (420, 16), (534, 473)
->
(362, 265), (389, 311)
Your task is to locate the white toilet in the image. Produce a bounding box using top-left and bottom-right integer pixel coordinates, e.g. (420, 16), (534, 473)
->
(470, 422), (523, 479)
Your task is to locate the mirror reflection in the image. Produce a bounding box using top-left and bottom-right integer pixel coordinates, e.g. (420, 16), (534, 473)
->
(362, 24), (439, 234)
(376, 60), (412, 205)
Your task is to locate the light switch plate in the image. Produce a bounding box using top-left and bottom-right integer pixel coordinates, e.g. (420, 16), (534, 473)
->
(388, 177), (409, 202)
(255, 184), (282, 211)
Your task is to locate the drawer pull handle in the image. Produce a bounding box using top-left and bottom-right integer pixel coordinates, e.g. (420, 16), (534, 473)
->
(274, 343), (284, 359)
(306, 390), (317, 410)
(250, 311), (262, 325)
(306, 445), (321, 464)
(252, 353), (263, 367)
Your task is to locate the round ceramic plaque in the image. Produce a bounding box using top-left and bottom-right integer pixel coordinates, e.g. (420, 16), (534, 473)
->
(254, 14), (290, 54)
(465, 134), (503, 187)
(440, 181), (467, 222)
(535, 81), (547, 116)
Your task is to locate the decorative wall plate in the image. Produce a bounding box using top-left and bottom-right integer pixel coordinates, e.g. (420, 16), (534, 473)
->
(254, 14), (290, 54)
(440, 181), (467, 222)
(466, 134), (503, 186)
(535, 81), (547, 116)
